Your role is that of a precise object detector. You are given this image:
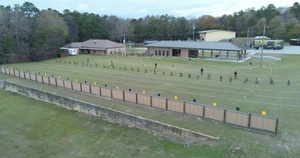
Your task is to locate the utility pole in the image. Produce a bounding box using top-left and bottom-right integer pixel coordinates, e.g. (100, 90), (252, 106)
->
(260, 25), (266, 68)
(192, 25), (195, 41)
(246, 28), (249, 48)
(123, 34), (126, 57)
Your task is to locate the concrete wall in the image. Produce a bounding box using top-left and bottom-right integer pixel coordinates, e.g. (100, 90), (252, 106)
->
(1, 81), (219, 142)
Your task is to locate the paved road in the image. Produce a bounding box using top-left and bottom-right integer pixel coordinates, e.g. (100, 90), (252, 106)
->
(204, 46), (299, 62)
(248, 46), (300, 54)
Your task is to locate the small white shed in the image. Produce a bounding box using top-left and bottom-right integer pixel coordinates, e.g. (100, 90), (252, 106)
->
(68, 48), (78, 55)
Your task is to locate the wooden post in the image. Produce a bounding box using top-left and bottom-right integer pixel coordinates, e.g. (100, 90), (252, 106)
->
(275, 119), (279, 135)
(135, 93), (138, 104)
(122, 90), (125, 101)
(89, 84), (92, 94)
(223, 109), (226, 123)
(202, 50), (204, 59)
(71, 81), (74, 90)
(211, 50), (213, 57)
(99, 87), (102, 96)
(110, 89), (113, 99)
(248, 113), (251, 128)
(227, 51), (229, 58)
(150, 96), (153, 108)
(183, 102), (186, 114)
(166, 98), (168, 111)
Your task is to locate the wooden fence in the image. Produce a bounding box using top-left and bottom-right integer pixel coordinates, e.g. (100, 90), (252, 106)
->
(0, 67), (279, 134)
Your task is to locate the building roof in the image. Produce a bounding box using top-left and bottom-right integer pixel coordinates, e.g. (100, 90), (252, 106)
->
(146, 41), (246, 51)
(60, 42), (82, 49)
(143, 40), (159, 45)
(197, 30), (236, 34)
(61, 39), (125, 50)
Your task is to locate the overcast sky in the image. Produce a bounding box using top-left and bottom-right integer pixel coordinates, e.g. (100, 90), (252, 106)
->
(1, 0), (297, 18)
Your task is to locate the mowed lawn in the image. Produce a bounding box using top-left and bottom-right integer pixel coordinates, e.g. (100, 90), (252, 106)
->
(1, 53), (300, 157)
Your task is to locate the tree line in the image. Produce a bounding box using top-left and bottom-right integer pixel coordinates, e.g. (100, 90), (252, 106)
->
(0, 2), (300, 63)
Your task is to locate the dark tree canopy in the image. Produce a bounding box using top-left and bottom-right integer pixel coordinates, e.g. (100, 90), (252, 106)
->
(0, 1), (300, 63)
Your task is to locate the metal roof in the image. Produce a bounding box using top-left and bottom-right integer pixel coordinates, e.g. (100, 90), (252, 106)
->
(81, 39), (125, 49)
(61, 42), (82, 49)
(61, 39), (125, 50)
(197, 30), (236, 34)
(146, 41), (246, 51)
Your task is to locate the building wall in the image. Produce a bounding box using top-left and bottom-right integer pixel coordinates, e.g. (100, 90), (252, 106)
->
(148, 47), (172, 57)
(200, 31), (236, 42)
(81, 47), (126, 55)
(180, 49), (189, 58)
(148, 47), (192, 58)
(90, 50), (106, 55)
(107, 47), (126, 55)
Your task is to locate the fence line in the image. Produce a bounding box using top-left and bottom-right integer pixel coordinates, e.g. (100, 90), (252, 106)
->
(0, 67), (278, 134)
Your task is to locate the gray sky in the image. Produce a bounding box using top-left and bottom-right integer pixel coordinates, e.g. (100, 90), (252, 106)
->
(1, 0), (297, 18)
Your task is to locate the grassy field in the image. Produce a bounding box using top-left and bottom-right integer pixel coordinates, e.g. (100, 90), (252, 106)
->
(0, 90), (220, 158)
(1, 53), (300, 157)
